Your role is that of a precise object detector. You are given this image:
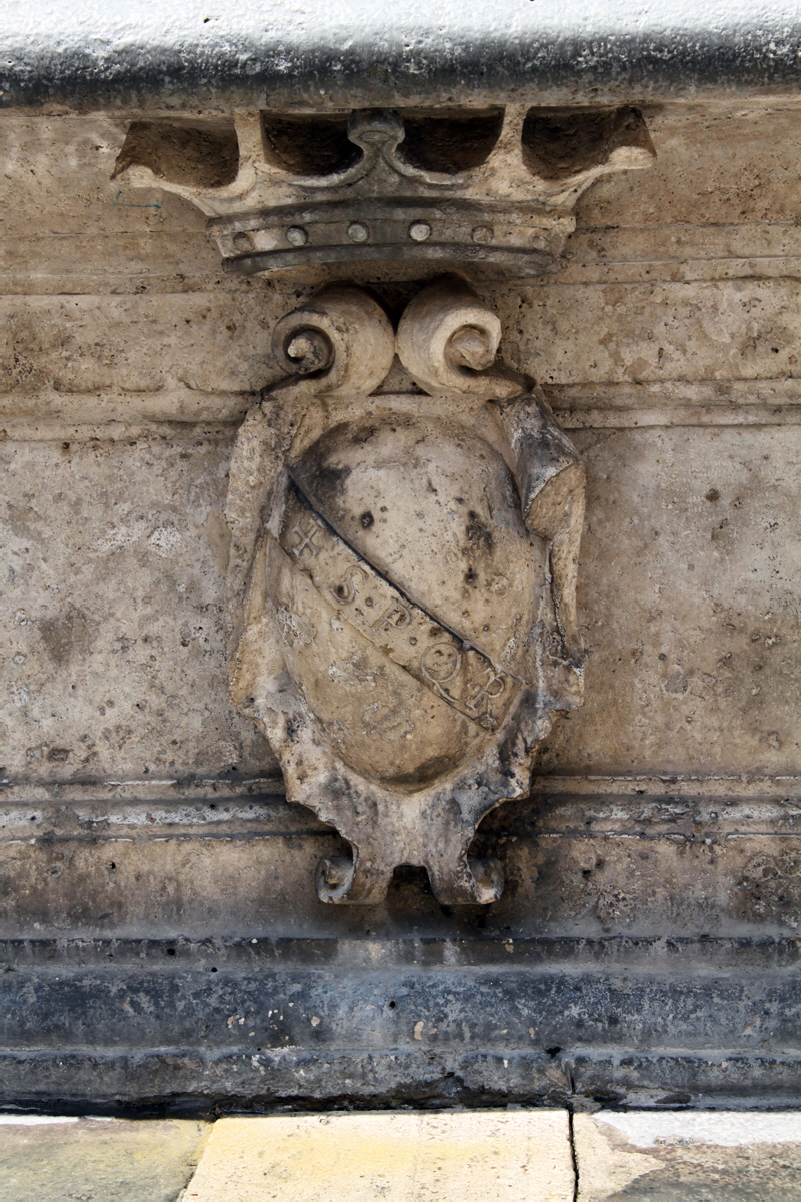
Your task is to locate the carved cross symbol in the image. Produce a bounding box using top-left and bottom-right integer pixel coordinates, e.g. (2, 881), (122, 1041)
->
(290, 521), (321, 558)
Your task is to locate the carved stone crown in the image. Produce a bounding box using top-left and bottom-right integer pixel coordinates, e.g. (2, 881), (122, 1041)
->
(114, 105), (655, 278)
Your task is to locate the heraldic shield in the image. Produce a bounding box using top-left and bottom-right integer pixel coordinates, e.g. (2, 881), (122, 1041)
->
(227, 277), (585, 905)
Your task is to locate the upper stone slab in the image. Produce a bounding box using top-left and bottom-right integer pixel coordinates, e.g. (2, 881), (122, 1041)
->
(2, 0), (801, 109)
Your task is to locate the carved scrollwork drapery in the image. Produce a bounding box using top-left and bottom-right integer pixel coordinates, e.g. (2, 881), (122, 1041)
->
(226, 277), (585, 905)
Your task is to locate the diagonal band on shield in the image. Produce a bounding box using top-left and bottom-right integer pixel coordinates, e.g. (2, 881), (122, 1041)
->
(276, 479), (523, 732)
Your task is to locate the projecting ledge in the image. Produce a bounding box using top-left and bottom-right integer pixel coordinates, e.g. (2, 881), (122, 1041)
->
(2, 939), (801, 1110)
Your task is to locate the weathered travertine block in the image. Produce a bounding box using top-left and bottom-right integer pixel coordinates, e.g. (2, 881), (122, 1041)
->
(2, 91), (801, 1106)
(577, 101), (801, 229)
(539, 425), (801, 774)
(0, 294), (286, 397)
(2, 785), (801, 937)
(0, 115), (206, 238)
(504, 279), (801, 385)
(0, 427), (274, 782)
(3, 423), (796, 789)
(4, 279), (799, 407)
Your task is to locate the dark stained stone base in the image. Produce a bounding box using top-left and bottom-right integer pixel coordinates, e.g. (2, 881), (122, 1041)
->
(3, 936), (800, 1115)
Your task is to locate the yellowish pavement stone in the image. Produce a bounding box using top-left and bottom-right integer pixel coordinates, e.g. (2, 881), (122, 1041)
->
(0, 1115), (208, 1202)
(575, 1111), (801, 1200)
(183, 1110), (575, 1202)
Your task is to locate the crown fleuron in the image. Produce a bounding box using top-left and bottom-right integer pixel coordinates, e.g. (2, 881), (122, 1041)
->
(114, 105), (655, 279)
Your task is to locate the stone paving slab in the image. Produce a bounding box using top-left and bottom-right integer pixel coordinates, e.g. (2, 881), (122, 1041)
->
(182, 1110), (574, 1201)
(0, 1115), (207, 1202)
(575, 1110), (801, 1200)
(5, 1108), (801, 1200)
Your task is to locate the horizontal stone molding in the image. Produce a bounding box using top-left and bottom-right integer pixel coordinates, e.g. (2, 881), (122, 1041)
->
(3, 279), (801, 398)
(559, 406), (801, 428)
(5, 933), (801, 971)
(2, 951), (801, 1108)
(3, 958), (800, 1051)
(546, 378), (801, 427)
(6, 222), (801, 295)
(2, 1046), (801, 1112)
(3, 786), (801, 940)
(5, 31), (801, 111)
(3, 772), (801, 806)
(6, 394), (801, 437)
(0, 416), (244, 439)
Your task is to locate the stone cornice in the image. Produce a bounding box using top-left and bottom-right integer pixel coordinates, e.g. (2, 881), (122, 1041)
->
(3, 2), (801, 110)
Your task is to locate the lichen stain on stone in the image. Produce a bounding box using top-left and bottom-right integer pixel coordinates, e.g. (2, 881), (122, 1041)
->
(38, 603), (92, 668)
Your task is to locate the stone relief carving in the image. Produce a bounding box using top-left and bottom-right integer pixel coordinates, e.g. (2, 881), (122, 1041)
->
(114, 105), (656, 278)
(113, 103), (655, 904)
(226, 276), (585, 904)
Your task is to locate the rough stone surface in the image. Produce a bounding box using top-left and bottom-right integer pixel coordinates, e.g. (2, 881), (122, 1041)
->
(2, 423), (799, 790)
(4, 937), (801, 1108)
(541, 424), (801, 775)
(2, 92), (801, 1105)
(183, 1111), (574, 1201)
(0, 426), (275, 783)
(575, 1111), (801, 1200)
(0, 1116), (207, 1202)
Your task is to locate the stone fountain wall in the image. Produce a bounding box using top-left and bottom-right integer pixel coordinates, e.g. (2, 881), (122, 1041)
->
(2, 97), (801, 1109)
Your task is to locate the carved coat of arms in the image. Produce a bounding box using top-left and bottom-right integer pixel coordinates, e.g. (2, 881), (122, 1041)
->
(226, 276), (585, 905)
(116, 103), (655, 905)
